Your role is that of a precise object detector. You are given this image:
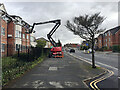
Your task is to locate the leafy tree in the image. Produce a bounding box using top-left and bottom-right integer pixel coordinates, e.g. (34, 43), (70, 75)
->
(65, 13), (105, 68)
(36, 40), (46, 56)
(36, 40), (46, 48)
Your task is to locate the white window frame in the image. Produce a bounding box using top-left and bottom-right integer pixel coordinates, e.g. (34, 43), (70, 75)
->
(109, 31), (111, 36)
(15, 30), (19, 38)
(23, 34), (25, 39)
(27, 35), (29, 39)
(1, 27), (5, 36)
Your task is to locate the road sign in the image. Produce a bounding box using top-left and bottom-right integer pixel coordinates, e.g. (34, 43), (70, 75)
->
(86, 43), (88, 46)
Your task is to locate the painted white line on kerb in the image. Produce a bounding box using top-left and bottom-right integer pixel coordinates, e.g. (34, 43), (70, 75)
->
(70, 53), (118, 71)
(76, 55), (118, 71)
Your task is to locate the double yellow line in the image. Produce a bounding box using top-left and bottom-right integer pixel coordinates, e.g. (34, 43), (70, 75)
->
(89, 68), (114, 90)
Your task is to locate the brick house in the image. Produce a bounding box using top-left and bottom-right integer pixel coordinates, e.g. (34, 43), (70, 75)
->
(0, 3), (10, 56)
(97, 26), (120, 50)
(7, 15), (31, 56)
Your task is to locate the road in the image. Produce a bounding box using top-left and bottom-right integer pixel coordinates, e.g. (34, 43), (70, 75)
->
(69, 49), (119, 89)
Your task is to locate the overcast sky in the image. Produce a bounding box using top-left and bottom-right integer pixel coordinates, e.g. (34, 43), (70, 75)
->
(3, 1), (118, 45)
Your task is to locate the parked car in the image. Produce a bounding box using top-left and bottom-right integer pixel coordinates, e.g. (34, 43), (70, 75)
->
(70, 49), (75, 53)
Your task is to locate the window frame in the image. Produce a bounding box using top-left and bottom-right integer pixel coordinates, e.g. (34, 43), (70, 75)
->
(1, 27), (5, 36)
(2, 43), (5, 52)
(23, 34), (25, 39)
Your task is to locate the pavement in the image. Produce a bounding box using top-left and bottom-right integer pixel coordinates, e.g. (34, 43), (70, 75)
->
(3, 52), (105, 89)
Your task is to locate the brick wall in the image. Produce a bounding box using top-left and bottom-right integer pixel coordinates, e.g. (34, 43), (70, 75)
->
(7, 21), (15, 56)
(97, 34), (103, 48)
(1, 19), (7, 57)
(22, 27), (27, 53)
(112, 30), (120, 45)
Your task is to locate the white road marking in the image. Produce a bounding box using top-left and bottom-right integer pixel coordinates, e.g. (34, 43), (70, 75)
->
(64, 81), (79, 87)
(23, 82), (29, 86)
(49, 81), (63, 88)
(118, 77), (120, 79)
(48, 67), (57, 71)
(80, 56), (118, 71)
(32, 80), (44, 88)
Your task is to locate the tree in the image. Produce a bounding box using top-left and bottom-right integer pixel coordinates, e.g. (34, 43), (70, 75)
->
(36, 40), (46, 56)
(36, 40), (46, 48)
(65, 12), (105, 68)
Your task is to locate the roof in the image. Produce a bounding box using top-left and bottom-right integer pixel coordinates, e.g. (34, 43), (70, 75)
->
(10, 15), (22, 19)
(105, 26), (120, 35)
(0, 3), (7, 12)
(98, 26), (120, 38)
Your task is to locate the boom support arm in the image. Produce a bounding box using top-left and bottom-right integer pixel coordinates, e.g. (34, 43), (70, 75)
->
(30, 19), (61, 47)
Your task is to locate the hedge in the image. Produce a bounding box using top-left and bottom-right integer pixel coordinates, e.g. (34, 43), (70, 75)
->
(112, 45), (120, 52)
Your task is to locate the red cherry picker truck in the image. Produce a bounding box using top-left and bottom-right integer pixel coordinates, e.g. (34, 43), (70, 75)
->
(29, 19), (64, 58)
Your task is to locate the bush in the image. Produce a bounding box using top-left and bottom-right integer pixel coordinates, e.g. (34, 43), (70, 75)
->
(103, 46), (108, 50)
(112, 45), (120, 52)
(98, 48), (104, 51)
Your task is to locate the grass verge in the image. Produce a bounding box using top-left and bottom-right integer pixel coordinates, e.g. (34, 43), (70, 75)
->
(2, 54), (46, 87)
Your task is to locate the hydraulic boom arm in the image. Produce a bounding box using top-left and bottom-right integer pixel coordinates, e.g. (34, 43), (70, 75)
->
(30, 19), (61, 47)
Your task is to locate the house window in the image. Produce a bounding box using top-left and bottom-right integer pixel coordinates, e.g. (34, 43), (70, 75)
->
(106, 44), (107, 46)
(16, 44), (22, 51)
(106, 39), (107, 42)
(105, 33), (107, 36)
(2, 43), (5, 52)
(16, 44), (19, 51)
(27, 35), (29, 39)
(23, 34), (25, 39)
(109, 31), (111, 36)
(15, 30), (22, 38)
(15, 30), (19, 38)
(19, 31), (22, 38)
(109, 38), (110, 42)
(20, 45), (22, 51)
(30, 36), (34, 42)
(22, 45), (26, 50)
(99, 40), (101, 43)
(1, 27), (5, 36)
